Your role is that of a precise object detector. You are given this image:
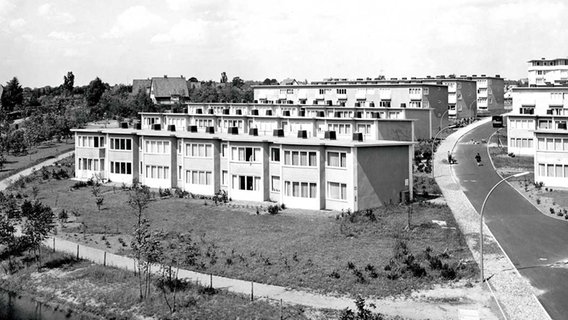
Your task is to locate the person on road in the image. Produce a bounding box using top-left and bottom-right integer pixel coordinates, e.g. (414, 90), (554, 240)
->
(475, 152), (482, 166)
(447, 151), (452, 164)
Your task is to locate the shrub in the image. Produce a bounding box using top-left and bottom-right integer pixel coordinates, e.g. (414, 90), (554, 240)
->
(536, 198), (541, 205)
(58, 209), (69, 223)
(267, 204), (280, 215)
(550, 208), (555, 214)
(347, 261), (356, 270)
(440, 263), (457, 280)
(329, 270), (341, 279)
(73, 181), (88, 189)
(280, 203), (286, 210)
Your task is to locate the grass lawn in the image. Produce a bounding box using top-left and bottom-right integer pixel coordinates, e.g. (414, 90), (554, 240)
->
(488, 134), (568, 221)
(0, 140), (75, 181)
(7, 160), (476, 299)
(0, 250), (318, 320)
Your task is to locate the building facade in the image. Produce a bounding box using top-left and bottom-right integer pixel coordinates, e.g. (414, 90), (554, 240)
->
(528, 58), (568, 86)
(73, 124), (414, 211)
(252, 83), (448, 139)
(132, 76), (190, 105)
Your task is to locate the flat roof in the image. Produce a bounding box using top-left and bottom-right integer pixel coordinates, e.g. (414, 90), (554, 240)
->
(512, 86), (568, 91)
(72, 128), (414, 148)
(252, 83), (448, 89)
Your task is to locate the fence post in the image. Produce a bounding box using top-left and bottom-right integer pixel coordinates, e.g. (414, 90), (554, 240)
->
(250, 281), (254, 301)
(103, 251), (106, 266)
(280, 299), (283, 320)
(76, 244), (79, 260)
(209, 273), (213, 289)
(52, 238), (55, 252)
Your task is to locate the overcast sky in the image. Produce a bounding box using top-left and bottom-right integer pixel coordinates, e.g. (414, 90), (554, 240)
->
(1, 0), (567, 88)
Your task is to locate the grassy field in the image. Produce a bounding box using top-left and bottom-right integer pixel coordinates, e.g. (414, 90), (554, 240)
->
(6, 162), (477, 299)
(0, 140), (75, 181)
(0, 250), (319, 320)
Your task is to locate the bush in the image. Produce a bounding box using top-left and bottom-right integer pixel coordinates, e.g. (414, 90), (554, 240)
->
(329, 270), (341, 279)
(267, 204), (280, 215)
(440, 263), (457, 280)
(550, 208), (555, 214)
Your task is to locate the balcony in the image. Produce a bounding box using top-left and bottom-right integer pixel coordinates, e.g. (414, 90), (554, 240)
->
(448, 94), (457, 104)
(409, 92), (422, 100)
(98, 148), (106, 158)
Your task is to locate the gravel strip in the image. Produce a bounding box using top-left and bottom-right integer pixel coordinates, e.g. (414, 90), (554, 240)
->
(434, 118), (551, 320)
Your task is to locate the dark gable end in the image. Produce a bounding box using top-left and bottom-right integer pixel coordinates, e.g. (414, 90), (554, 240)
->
(151, 77), (189, 98)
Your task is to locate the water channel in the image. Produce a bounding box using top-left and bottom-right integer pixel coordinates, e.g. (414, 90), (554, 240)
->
(0, 288), (90, 320)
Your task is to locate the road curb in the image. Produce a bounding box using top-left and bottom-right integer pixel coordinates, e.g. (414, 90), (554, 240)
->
(435, 118), (551, 320)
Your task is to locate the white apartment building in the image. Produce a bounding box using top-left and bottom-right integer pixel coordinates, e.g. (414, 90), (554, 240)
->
(74, 100), (416, 211)
(528, 58), (568, 86)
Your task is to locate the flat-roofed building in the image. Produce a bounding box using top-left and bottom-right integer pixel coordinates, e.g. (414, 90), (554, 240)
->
(73, 124), (414, 211)
(528, 57), (568, 86)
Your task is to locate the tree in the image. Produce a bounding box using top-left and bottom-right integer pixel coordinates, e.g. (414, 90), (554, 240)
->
(85, 77), (107, 106)
(231, 76), (244, 88)
(1, 77), (24, 113)
(156, 231), (199, 313)
(220, 72), (228, 84)
(21, 201), (55, 269)
(0, 214), (19, 274)
(63, 71), (75, 95)
(128, 184), (153, 300)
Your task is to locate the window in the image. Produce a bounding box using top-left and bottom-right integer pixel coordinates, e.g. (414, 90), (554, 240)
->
(222, 170), (228, 186)
(231, 147), (261, 162)
(328, 182), (347, 200)
(221, 144), (227, 157)
(232, 175), (260, 191)
(327, 152), (347, 168)
(177, 141), (182, 154)
(185, 170), (212, 185)
(78, 136), (105, 148)
(283, 150), (317, 167)
(538, 138), (545, 150)
(271, 148), (280, 162)
(284, 181), (316, 198)
(271, 176), (280, 192)
(185, 143), (213, 158)
(547, 164), (554, 177)
(110, 138), (132, 150)
(145, 166), (169, 179)
(145, 140), (171, 154)
(409, 101), (421, 108)
(337, 88), (346, 94)
(539, 164), (545, 176)
(379, 100), (391, 108)
(409, 88), (421, 95)
(110, 161), (131, 174)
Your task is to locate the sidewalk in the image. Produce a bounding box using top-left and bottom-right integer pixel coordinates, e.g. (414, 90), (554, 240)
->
(434, 118), (550, 320)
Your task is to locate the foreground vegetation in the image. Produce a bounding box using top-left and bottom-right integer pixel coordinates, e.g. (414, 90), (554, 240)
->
(0, 249), (319, 320)
(4, 159), (477, 299)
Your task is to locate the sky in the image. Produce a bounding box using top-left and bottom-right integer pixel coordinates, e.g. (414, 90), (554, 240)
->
(1, 0), (568, 88)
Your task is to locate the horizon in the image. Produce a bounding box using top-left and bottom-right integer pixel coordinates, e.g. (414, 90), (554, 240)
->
(1, 0), (567, 88)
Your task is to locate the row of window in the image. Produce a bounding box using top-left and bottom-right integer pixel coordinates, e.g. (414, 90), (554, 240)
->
(284, 150), (318, 167)
(538, 163), (568, 178)
(77, 158), (104, 171)
(509, 138), (534, 149)
(77, 136), (105, 148)
(185, 170), (212, 185)
(537, 138), (568, 151)
(509, 119), (534, 129)
(110, 161), (132, 174)
(144, 140), (171, 154)
(110, 138), (132, 150)
(538, 120), (567, 130)
(145, 165), (170, 180)
(186, 143), (214, 158)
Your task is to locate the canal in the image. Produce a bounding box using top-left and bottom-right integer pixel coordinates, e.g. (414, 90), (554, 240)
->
(0, 288), (92, 320)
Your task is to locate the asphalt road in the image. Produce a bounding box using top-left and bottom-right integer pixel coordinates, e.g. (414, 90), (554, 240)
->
(451, 121), (568, 320)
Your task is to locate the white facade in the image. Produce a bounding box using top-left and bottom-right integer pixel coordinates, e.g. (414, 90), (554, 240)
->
(528, 58), (568, 86)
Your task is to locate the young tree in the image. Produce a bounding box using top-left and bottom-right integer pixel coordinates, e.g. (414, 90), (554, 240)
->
(1, 77), (24, 113)
(220, 72), (228, 84)
(63, 71), (75, 95)
(156, 232), (199, 313)
(0, 214), (19, 274)
(21, 201), (55, 268)
(128, 184), (153, 300)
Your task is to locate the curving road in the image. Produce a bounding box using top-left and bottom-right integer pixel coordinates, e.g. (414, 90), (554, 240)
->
(451, 121), (568, 320)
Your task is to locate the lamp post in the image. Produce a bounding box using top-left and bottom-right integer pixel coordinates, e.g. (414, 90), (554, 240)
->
(439, 109), (449, 133)
(479, 171), (530, 282)
(430, 124), (456, 176)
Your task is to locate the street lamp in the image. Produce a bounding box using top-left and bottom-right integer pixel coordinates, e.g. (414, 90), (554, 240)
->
(479, 171), (530, 282)
(430, 124), (456, 176)
(439, 109), (449, 133)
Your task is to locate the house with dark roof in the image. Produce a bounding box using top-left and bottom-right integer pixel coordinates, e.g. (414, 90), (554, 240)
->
(132, 79), (151, 95)
(149, 76), (189, 105)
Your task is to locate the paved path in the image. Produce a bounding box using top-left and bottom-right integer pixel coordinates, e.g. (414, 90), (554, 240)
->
(434, 118), (550, 320)
(450, 121), (568, 320)
(0, 148), (500, 319)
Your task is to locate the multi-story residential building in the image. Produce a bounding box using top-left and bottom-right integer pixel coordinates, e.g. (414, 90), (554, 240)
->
(252, 83), (448, 139)
(132, 76), (189, 105)
(457, 75), (504, 116)
(528, 58), (568, 86)
(73, 118), (414, 211)
(507, 87), (568, 156)
(534, 128), (568, 188)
